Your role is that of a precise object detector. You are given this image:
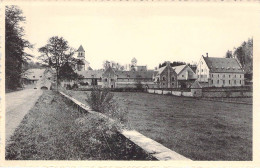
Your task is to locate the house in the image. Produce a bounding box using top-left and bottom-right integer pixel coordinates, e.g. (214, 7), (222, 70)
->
(153, 62), (178, 88)
(22, 67), (55, 89)
(196, 53), (245, 87)
(102, 66), (155, 88)
(172, 64), (197, 88)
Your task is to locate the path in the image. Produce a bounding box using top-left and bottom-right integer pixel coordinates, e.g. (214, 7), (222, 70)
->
(5, 89), (43, 143)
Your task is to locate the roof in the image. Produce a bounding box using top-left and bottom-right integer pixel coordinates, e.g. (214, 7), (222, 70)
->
(190, 80), (202, 88)
(203, 57), (243, 73)
(115, 70), (155, 79)
(23, 68), (46, 80)
(77, 45), (85, 52)
(76, 70), (103, 78)
(172, 65), (187, 75)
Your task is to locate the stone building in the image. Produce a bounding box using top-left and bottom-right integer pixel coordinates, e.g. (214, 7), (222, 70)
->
(153, 62), (178, 88)
(197, 53), (245, 87)
(172, 64), (197, 88)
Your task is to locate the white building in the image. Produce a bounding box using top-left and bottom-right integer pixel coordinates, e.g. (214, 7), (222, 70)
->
(196, 53), (245, 87)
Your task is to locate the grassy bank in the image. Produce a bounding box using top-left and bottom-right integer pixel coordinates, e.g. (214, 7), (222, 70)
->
(66, 90), (252, 161)
(6, 90), (155, 160)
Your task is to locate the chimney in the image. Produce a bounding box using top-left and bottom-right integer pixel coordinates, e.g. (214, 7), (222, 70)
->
(206, 53), (208, 57)
(166, 61), (171, 66)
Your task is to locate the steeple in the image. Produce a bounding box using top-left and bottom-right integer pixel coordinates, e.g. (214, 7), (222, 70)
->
(77, 45), (85, 59)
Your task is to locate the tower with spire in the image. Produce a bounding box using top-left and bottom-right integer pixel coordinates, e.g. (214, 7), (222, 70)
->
(76, 45), (90, 71)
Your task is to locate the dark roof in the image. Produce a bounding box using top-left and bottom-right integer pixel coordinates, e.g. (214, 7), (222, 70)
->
(203, 57), (244, 73)
(77, 45), (85, 52)
(115, 70), (155, 79)
(77, 70), (103, 78)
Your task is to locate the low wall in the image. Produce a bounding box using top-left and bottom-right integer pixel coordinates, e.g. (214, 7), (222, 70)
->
(58, 91), (191, 161)
(202, 91), (252, 98)
(147, 89), (192, 97)
(147, 88), (252, 98)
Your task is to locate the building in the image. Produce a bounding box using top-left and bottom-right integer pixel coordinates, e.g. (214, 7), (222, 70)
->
(76, 45), (91, 71)
(22, 67), (55, 89)
(102, 66), (155, 88)
(153, 62), (178, 88)
(196, 53), (245, 87)
(172, 65), (197, 88)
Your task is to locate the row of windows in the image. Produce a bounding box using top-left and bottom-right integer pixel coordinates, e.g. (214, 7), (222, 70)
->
(211, 74), (242, 78)
(162, 76), (175, 81)
(162, 82), (175, 86)
(211, 79), (242, 85)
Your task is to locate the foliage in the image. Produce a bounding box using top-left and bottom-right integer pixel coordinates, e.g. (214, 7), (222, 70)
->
(225, 50), (233, 58)
(86, 87), (129, 123)
(103, 60), (125, 70)
(5, 6), (33, 90)
(233, 38), (253, 73)
(59, 62), (79, 81)
(159, 61), (186, 68)
(38, 36), (77, 86)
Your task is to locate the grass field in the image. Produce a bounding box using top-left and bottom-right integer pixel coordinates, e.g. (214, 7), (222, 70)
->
(66, 90), (252, 161)
(6, 91), (154, 160)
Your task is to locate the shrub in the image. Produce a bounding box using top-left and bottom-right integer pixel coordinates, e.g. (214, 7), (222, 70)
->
(72, 83), (78, 89)
(66, 84), (72, 90)
(86, 87), (129, 124)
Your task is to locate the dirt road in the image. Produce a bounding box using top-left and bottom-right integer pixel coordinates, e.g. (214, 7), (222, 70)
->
(5, 89), (43, 143)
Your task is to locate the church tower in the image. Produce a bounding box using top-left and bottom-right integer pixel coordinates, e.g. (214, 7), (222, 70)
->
(76, 45), (86, 71)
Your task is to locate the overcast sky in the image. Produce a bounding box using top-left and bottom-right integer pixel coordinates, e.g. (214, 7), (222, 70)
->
(18, 2), (257, 70)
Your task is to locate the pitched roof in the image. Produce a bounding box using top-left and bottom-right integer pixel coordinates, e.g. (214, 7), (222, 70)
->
(191, 80), (202, 88)
(76, 70), (103, 78)
(77, 45), (85, 52)
(203, 57), (243, 73)
(115, 70), (155, 79)
(172, 65), (187, 75)
(23, 68), (46, 80)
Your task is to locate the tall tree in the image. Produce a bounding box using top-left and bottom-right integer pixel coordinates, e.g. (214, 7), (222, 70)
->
(233, 38), (253, 73)
(5, 6), (33, 90)
(38, 36), (76, 88)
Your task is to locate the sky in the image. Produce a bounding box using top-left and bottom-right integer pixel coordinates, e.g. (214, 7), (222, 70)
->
(17, 2), (257, 70)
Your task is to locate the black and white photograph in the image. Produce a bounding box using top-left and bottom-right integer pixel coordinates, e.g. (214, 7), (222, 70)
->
(0, 1), (259, 166)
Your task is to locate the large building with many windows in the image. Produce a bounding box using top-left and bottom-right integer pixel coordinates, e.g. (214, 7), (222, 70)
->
(196, 54), (245, 87)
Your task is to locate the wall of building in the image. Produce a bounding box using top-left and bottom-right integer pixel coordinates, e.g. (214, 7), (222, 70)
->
(159, 66), (178, 88)
(197, 56), (209, 82)
(208, 73), (244, 87)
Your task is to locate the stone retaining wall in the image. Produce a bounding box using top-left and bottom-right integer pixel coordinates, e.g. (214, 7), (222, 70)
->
(59, 91), (191, 161)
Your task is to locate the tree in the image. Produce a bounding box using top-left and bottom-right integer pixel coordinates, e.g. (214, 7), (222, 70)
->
(59, 62), (80, 81)
(38, 36), (76, 89)
(5, 6), (33, 90)
(233, 38), (253, 73)
(225, 50), (233, 58)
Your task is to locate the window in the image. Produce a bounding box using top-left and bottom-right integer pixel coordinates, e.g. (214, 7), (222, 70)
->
(229, 80), (230, 84)
(40, 76), (42, 78)
(212, 74), (213, 78)
(202, 69), (203, 72)
(223, 74), (225, 78)
(234, 80), (236, 84)
(240, 80), (241, 84)
(218, 74), (219, 78)
(182, 75), (184, 77)
(212, 79), (213, 84)
(172, 83), (174, 86)
(111, 79), (114, 82)
(105, 78), (107, 82)
(240, 75), (242, 78)
(217, 80), (219, 84)
(162, 76), (166, 81)
(33, 76), (35, 78)
(172, 77), (175, 81)
(223, 80), (225, 85)
(235, 75), (236, 78)
(229, 75), (231, 78)
(162, 83), (165, 86)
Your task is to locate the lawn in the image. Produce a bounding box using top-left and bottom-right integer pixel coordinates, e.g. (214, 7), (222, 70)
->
(66, 90), (252, 161)
(5, 91), (154, 160)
